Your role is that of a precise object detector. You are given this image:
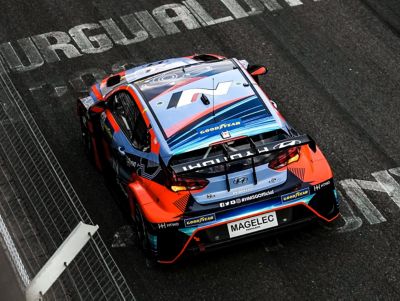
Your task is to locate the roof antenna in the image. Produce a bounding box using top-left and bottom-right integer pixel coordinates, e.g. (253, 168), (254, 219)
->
(212, 77), (216, 122)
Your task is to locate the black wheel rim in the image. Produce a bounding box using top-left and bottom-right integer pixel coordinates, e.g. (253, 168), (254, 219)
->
(134, 204), (148, 250)
(79, 115), (91, 155)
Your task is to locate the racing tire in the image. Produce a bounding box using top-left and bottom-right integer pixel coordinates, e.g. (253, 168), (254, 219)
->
(133, 200), (152, 257)
(79, 114), (93, 160)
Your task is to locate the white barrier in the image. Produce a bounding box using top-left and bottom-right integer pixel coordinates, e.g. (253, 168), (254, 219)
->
(25, 222), (99, 301)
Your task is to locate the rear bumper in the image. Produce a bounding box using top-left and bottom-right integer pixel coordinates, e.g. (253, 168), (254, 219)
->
(185, 206), (317, 256)
(187, 214), (316, 256)
(154, 186), (339, 264)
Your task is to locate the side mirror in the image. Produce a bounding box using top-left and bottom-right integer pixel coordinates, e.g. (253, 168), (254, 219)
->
(248, 65), (268, 76)
(247, 65), (268, 84)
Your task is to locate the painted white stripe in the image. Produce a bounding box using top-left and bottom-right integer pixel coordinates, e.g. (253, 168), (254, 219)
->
(100, 16), (149, 46)
(32, 31), (82, 64)
(69, 23), (113, 54)
(354, 171), (400, 209)
(0, 213), (30, 287)
(221, 0), (251, 19)
(0, 0), (326, 73)
(152, 3), (201, 35)
(183, 0), (233, 26)
(389, 167), (400, 177)
(340, 179), (386, 224)
(259, 0), (283, 11)
(335, 191), (363, 233)
(284, 0), (303, 6)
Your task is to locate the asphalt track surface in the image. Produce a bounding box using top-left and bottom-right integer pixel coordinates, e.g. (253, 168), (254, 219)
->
(0, 0), (400, 299)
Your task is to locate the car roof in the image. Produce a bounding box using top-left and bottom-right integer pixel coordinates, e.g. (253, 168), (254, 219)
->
(133, 59), (282, 156)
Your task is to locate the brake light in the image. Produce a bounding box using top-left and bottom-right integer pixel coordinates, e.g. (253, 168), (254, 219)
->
(170, 175), (209, 192)
(269, 147), (300, 170)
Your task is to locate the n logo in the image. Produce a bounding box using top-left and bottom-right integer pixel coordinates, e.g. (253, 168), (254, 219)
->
(167, 81), (232, 109)
(272, 140), (302, 150)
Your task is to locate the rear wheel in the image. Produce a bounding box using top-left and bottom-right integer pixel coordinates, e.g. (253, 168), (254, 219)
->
(133, 200), (151, 254)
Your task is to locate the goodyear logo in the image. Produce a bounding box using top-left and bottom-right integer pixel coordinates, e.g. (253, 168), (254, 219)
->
(281, 188), (310, 203)
(184, 213), (216, 227)
(197, 119), (242, 136)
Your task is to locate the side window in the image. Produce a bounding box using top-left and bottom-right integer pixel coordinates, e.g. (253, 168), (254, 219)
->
(109, 92), (150, 152)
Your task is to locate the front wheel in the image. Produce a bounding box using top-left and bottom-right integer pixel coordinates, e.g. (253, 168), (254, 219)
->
(79, 114), (93, 158)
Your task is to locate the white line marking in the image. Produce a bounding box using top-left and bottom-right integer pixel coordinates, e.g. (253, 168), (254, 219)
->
(152, 3), (201, 35)
(32, 31), (82, 63)
(0, 0), (321, 72)
(259, 0), (283, 11)
(340, 179), (386, 224)
(0, 40), (44, 72)
(69, 23), (113, 54)
(284, 0), (303, 6)
(184, 0), (234, 26)
(220, 0), (251, 19)
(100, 15), (149, 46)
(389, 167), (400, 177)
(370, 171), (400, 209)
(335, 191), (363, 233)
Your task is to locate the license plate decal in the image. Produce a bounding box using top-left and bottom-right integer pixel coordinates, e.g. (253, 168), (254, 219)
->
(227, 212), (278, 238)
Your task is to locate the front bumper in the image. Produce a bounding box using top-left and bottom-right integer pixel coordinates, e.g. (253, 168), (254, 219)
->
(152, 181), (340, 264)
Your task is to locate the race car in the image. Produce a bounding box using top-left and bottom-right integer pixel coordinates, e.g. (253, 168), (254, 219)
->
(77, 54), (340, 264)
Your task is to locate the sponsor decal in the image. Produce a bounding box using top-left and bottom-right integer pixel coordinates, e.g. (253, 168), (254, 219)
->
(268, 177), (278, 184)
(197, 118), (242, 136)
(184, 213), (216, 227)
(281, 188), (310, 203)
(176, 136), (306, 173)
(81, 96), (96, 109)
(220, 189), (274, 208)
(221, 131), (231, 139)
(227, 212), (278, 238)
(157, 222), (179, 230)
(272, 140), (302, 150)
(180, 148), (264, 172)
(206, 193), (216, 199)
(232, 188), (251, 196)
(233, 176), (248, 185)
(314, 180), (331, 191)
(168, 81), (232, 109)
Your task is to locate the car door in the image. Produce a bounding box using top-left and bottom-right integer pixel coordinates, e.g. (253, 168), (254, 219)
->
(104, 90), (159, 184)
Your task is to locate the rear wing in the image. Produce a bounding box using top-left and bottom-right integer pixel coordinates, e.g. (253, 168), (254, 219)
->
(171, 134), (316, 175)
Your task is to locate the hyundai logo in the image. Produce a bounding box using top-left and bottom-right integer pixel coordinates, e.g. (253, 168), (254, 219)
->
(233, 177), (248, 185)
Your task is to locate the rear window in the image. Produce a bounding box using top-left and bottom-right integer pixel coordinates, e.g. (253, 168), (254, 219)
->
(170, 130), (288, 177)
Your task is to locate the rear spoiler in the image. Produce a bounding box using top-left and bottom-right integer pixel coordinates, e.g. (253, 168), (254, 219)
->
(171, 134), (316, 175)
